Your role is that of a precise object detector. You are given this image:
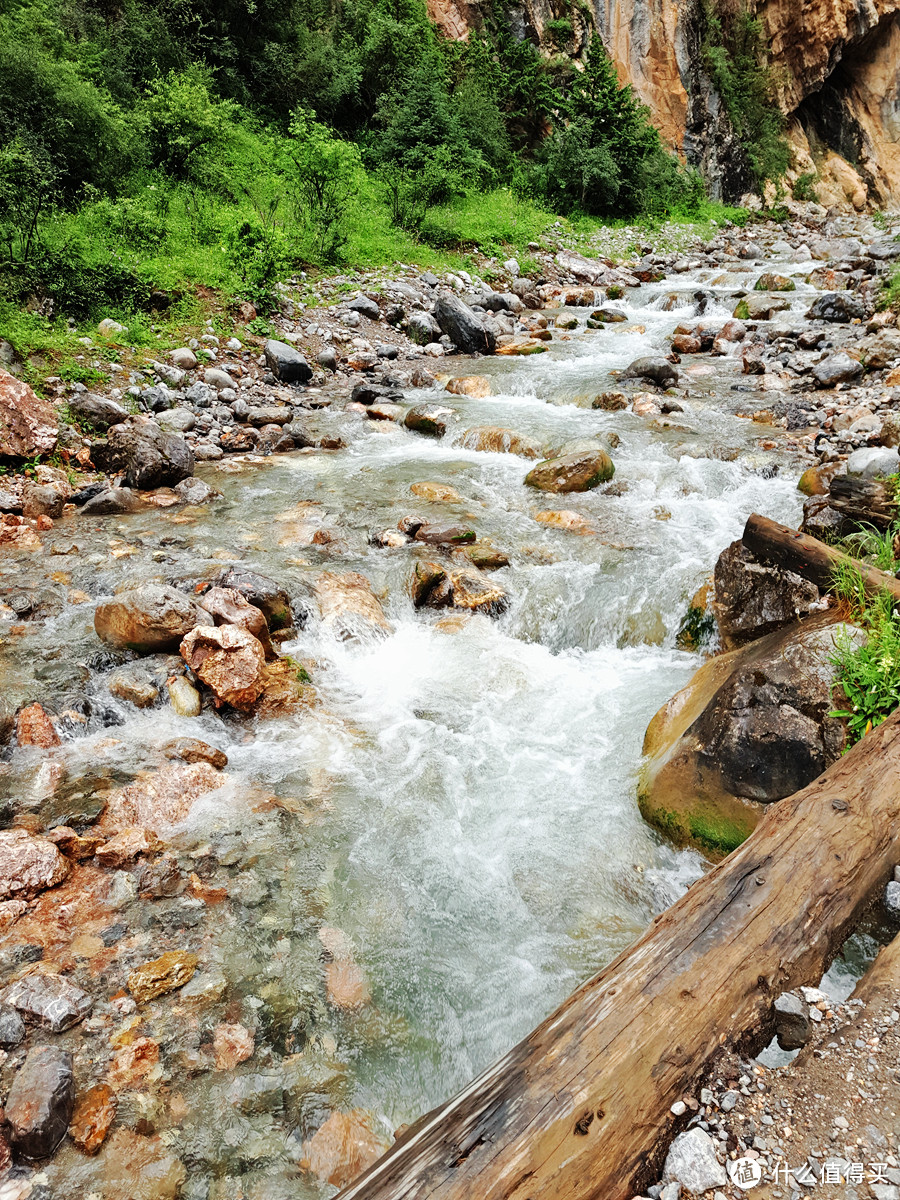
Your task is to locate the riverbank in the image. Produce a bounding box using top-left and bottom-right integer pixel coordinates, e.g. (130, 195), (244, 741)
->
(0, 203), (899, 1199)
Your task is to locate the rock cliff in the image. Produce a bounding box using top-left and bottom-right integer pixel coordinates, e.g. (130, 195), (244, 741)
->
(426, 0), (900, 206)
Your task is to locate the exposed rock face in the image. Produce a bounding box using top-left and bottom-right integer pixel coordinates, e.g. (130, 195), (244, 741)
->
(639, 613), (861, 856)
(0, 369), (57, 458)
(0, 830), (69, 900)
(713, 539), (822, 650)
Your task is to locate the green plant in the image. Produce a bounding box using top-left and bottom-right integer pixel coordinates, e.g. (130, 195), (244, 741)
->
(829, 564), (900, 744)
(793, 170), (819, 203)
(282, 109), (361, 261)
(247, 316), (274, 337)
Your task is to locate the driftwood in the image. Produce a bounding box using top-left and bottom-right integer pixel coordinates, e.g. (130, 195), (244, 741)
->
(743, 513), (900, 604)
(827, 477), (897, 532)
(337, 713), (900, 1200)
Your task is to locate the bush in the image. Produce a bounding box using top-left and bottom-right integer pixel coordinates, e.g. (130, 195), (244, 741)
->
(141, 66), (238, 181)
(282, 109), (362, 261)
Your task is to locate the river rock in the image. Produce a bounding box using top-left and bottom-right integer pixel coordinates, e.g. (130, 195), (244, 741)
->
(128, 950), (198, 1003)
(733, 294), (791, 320)
(404, 404), (454, 437)
(713, 540), (822, 650)
(108, 665), (159, 708)
(414, 521), (476, 545)
(622, 356), (679, 387)
(180, 623), (267, 710)
(167, 676), (201, 716)
(99, 1127), (186, 1198)
(774, 991), (811, 1050)
(214, 567), (294, 633)
(410, 481), (463, 503)
(94, 416), (194, 488)
(0, 369), (57, 457)
(264, 339), (313, 383)
(443, 567), (509, 615)
(846, 447), (900, 478)
(639, 613), (861, 855)
(315, 572), (392, 639)
(1, 971), (93, 1031)
(433, 292), (496, 354)
(107, 761), (226, 831)
(807, 292), (866, 322)
(446, 375), (491, 398)
(525, 450), (614, 492)
(663, 1129), (727, 1194)
(0, 829), (69, 899)
(6, 1045), (74, 1160)
(534, 509), (595, 534)
(69, 1082), (117, 1155)
(592, 391), (628, 410)
(213, 1022), (255, 1070)
(300, 1110), (390, 1189)
(81, 486), (146, 515)
(754, 272), (795, 291)
(460, 426), (544, 458)
(198, 586), (271, 654)
(812, 352), (863, 387)
(95, 584), (202, 652)
(67, 392), (129, 431)
(15, 701), (60, 748)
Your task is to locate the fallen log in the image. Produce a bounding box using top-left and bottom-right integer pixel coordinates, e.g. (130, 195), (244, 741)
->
(336, 712), (900, 1200)
(851, 930), (900, 1003)
(742, 512), (900, 604)
(827, 476), (897, 533)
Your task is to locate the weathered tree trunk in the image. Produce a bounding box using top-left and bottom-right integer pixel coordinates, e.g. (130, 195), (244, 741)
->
(827, 477), (898, 532)
(742, 513), (900, 603)
(337, 713), (900, 1200)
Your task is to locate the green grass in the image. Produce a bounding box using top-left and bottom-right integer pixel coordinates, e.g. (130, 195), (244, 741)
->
(829, 561), (900, 745)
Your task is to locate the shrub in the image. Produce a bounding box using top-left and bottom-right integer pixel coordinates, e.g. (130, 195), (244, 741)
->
(282, 109), (362, 261)
(141, 66), (238, 181)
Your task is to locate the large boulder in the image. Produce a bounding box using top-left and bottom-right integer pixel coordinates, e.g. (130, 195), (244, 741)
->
(93, 416), (194, 488)
(433, 292), (496, 355)
(524, 450), (614, 492)
(713, 540), (823, 650)
(812, 352), (863, 387)
(180, 624), (267, 710)
(66, 392), (129, 432)
(621, 356), (679, 388)
(807, 292), (866, 322)
(0, 369), (57, 458)
(95, 584), (202, 652)
(264, 339), (313, 384)
(639, 612), (862, 856)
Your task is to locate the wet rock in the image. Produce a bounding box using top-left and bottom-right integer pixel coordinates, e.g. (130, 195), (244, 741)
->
(66, 392), (129, 432)
(445, 567), (508, 615)
(326, 959), (372, 1010)
(213, 1022), (255, 1070)
(663, 1129), (727, 1194)
(108, 1036), (160, 1088)
(404, 404), (454, 437)
(174, 477), (219, 505)
(846, 447), (900, 478)
(81, 487), (146, 515)
(671, 334), (702, 354)
(410, 561), (447, 607)
(315, 572), (392, 639)
(0, 369), (57, 457)
(774, 991), (811, 1050)
(128, 949), (198, 1003)
(755, 272), (796, 291)
(713, 540), (821, 650)
(592, 391), (628, 411)
(1, 971), (93, 1030)
(15, 701), (61, 748)
(108, 665), (159, 708)
(6, 1045), (74, 1160)
(733, 294), (791, 320)
(107, 761), (226, 831)
(807, 292), (866, 322)
(639, 614), (860, 856)
(798, 462), (843, 496)
(98, 1128), (186, 1199)
(464, 542), (510, 570)
(534, 509), (595, 534)
(525, 450), (614, 492)
(622, 356), (679, 388)
(433, 292), (496, 354)
(410, 481), (464, 503)
(460, 426), (544, 458)
(22, 480), (66, 519)
(180, 624), (267, 710)
(163, 738), (227, 768)
(0, 830), (69, 899)
(95, 827), (160, 868)
(214, 567), (293, 633)
(166, 676), (201, 716)
(812, 353), (863, 387)
(68, 1082), (116, 1155)
(94, 417), (194, 488)
(300, 1110), (390, 1189)
(446, 375), (491, 398)
(198, 586), (271, 653)
(264, 339), (313, 383)
(413, 521), (476, 545)
(95, 584), (202, 653)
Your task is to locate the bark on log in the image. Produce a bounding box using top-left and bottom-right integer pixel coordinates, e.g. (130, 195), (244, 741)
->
(827, 477), (897, 532)
(337, 713), (900, 1200)
(742, 513), (900, 604)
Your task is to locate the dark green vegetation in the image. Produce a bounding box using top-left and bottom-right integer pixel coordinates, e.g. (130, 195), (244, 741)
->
(0, 0), (777, 335)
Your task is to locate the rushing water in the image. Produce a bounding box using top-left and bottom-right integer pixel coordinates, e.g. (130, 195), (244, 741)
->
(2, 262), (835, 1195)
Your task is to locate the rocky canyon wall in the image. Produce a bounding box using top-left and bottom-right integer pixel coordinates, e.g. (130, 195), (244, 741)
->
(426, 0), (900, 206)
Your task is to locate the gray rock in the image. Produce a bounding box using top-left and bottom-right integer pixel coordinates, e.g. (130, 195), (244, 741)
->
(6, 1045), (74, 1160)
(663, 1128), (727, 1193)
(81, 486), (145, 515)
(867, 240), (900, 261)
(264, 339), (313, 384)
(21, 481), (66, 519)
(66, 392), (129, 432)
(433, 292), (496, 354)
(2, 972), (93, 1031)
(316, 348), (338, 372)
(93, 416), (194, 488)
(713, 540), (821, 650)
(660, 1185), (681, 1200)
(185, 381), (215, 406)
(204, 367), (237, 391)
(774, 991), (812, 1050)
(0, 1003), (25, 1047)
(812, 353), (863, 387)
(348, 295), (380, 320)
(194, 442), (224, 461)
(623, 356), (680, 387)
(407, 311), (442, 345)
(247, 406), (292, 426)
(141, 384), (177, 412)
(720, 1089), (739, 1112)
(376, 343), (399, 359)
(175, 477), (219, 505)
(807, 293), (866, 322)
(847, 447), (900, 478)
(885, 880), (900, 921)
(170, 347), (198, 370)
(157, 407), (196, 433)
(150, 359), (185, 387)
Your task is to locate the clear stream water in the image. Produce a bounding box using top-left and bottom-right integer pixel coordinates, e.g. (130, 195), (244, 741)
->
(3, 262), (868, 1196)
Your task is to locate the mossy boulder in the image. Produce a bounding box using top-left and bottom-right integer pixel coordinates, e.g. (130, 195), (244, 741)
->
(524, 449), (614, 493)
(754, 272), (796, 292)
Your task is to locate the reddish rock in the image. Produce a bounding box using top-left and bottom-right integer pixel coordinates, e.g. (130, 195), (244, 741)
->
(107, 762), (226, 832)
(534, 509), (595, 535)
(95, 827), (162, 868)
(108, 1037), (160, 1089)
(671, 334), (702, 354)
(15, 702), (60, 748)
(0, 369), (58, 458)
(180, 623), (266, 710)
(325, 960), (372, 1010)
(213, 1023), (255, 1070)
(197, 586), (273, 655)
(94, 584), (202, 653)
(46, 827), (102, 860)
(69, 1083), (116, 1154)
(100, 1128), (186, 1199)
(301, 1110), (389, 1189)
(0, 829), (69, 900)
(162, 738), (228, 768)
